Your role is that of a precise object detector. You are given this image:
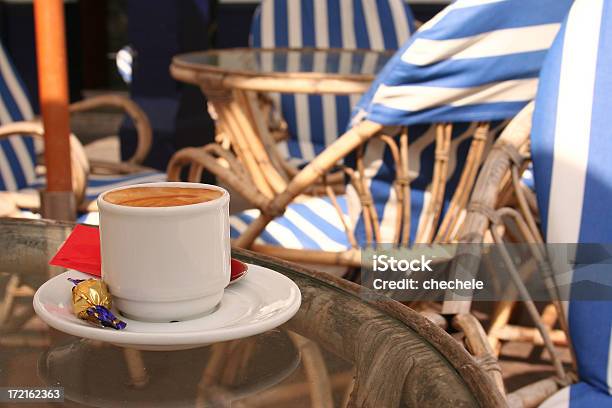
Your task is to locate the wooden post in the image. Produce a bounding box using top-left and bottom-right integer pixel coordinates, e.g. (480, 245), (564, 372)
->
(34, 0), (76, 221)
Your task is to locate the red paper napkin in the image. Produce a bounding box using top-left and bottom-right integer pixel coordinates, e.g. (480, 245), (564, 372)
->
(49, 224), (101, 277)
(49, 224), (248, 280)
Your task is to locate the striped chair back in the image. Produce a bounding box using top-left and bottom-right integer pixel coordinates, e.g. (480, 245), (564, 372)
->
(0, 43), (37, 191)
(349, 0), (573, 247)
(533, 1), (612, 405)
(250, 0), (415, 165)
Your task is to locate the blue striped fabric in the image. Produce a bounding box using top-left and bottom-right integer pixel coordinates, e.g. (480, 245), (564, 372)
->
(250, 0), (415, 165)
(532, 1), (612, 407)
(349, 0), (573, 246)
(0, 43), (37, 191)
(352, 0), (574, 127)
(230, 196), (350, 251)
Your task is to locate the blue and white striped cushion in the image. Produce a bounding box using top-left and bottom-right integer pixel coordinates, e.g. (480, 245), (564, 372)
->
(0, 43), (37, 191)
(230, 195), (351, 252)
(348, 0), (573, 246)
(532, 1), (612, 406)
(250, 0), (415, 164)
(352, 0), (574, 127)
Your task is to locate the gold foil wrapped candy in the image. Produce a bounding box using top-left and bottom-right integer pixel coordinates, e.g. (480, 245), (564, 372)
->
(69, 278), (126, 330)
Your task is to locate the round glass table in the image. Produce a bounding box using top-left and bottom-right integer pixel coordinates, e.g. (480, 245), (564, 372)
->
(0, 218), (503, 407)
(171, 48), (393, 94)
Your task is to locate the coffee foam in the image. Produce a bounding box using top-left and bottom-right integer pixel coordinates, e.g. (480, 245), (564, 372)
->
(103, 186), (223, 208)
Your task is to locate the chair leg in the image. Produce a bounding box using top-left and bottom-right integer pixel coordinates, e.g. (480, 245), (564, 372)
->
(488, 300), (516, 355)
(287, 332), (334, 408)
(123, 348), (149, 388)
(0, 273), (19, 326)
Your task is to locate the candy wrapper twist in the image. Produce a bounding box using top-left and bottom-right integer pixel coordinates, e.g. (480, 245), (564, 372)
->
(68, 278), (127, 330)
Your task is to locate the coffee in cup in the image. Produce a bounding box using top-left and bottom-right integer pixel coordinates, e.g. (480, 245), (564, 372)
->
(103, 186), (223, 208)
(97, 182), (231, 322)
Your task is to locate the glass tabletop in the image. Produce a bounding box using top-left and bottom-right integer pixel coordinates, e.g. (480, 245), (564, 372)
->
(0, 218), (497, 407)
(172, 48), (393, 78)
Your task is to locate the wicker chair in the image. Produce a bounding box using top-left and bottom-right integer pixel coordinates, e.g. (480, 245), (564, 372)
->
(0, 43), (164, 217)
(0, 95), (164, 216)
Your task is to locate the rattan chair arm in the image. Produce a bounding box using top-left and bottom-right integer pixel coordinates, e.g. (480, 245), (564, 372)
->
(0, 120), (89, 204)
(443, 102), (533, 315)
(277, 121), (383, 205)
(69, 94), (152, 165)
(457, 101), (534, 244)
(452, 313), (505, 396)
(234, 120), (383, 248)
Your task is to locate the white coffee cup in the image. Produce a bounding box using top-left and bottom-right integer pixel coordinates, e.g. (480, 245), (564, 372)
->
(97, 182), (231, 322)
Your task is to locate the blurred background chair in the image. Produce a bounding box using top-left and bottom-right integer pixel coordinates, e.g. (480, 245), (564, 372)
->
(0, 42), (165, 218)
(250, 0), (416, 168)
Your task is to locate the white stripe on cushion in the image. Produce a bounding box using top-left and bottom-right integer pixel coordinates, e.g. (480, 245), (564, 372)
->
(0, 147), (16, 190)
(314, 0), (329, 48)
(340, 0), (357, 49)
(283, 207), (347, 252)
(389, 0), (410, 44)
(545, 0), (603, 244)
(235, 209), (305, 249)
(301, 196), (350, 231)
(362, 52), (379, 75)
(402, 24), (561, 66)
(9, 136), (36, 185)
(362, 0), (385, 50)
(0, 96), (14, 123)
(261, 0), (275, 47)
(230, 196), (351, 251)
(371, 79), (539, 112)
(322, 95), (338, 149)
(287, 0), (301, 47)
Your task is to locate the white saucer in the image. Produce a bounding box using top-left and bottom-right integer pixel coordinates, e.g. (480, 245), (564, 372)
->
(33, 265), (301, 351)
